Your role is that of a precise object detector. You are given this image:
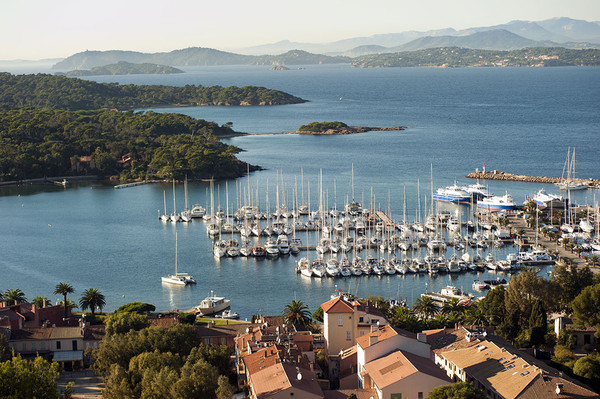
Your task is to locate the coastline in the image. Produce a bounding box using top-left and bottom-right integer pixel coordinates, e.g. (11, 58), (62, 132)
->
(242, 125), (407, 136)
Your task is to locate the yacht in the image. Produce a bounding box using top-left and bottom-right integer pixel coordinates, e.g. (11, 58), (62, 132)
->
(432, 184), (472, 204)
(194, 292), (231, 316)
(477, 193), (516, 211)
(277, 234), (291, 255)
(265, 239), (280, 258)
(531, 189), (563, 207)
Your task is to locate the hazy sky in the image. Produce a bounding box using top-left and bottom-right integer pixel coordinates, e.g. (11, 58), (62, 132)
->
(2, 0), (599, 59)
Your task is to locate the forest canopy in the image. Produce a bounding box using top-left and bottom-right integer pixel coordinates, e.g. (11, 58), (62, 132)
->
(0, 72), (306, 110)
(0, 108), (257, 181)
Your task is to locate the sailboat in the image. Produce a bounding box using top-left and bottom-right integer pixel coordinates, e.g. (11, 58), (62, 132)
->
(556, 147), (589, 191)
(162, 232), (196, 285)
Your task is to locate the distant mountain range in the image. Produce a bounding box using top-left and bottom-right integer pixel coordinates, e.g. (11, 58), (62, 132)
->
(49, 17), (600, 70)
(237, 17), (600, 55)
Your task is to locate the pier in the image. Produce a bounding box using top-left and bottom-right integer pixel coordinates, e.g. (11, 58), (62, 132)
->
(466, 170), (600, 189)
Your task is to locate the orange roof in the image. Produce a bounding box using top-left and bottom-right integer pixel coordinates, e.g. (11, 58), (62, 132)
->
(321, 297), (353, 314)
(356, 325), (398, 349)
(363, 350), (450, 389)
(250, 362), (323, 399)
(244, 346), (281, 375)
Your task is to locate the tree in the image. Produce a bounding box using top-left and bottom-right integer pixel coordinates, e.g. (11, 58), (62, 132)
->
(104, 312), (150, 336)
(528, 300), (547, 347)
(32, 296), (51, 308)
(312, 306), (324, 323)
(54, 282), (74, 318)
(390, 306), (422, 333)
(116, 302), (156, 314)
(79, 288), (106, 315)
(479, 286), (506, 327)
(505, 268), (548, 325)
(281, 300), (312, 328)
(571, 283), (600, 329)
(414, 296), (440, 320)
(573, 355), (600, 380)
(0, 334), (11, 363)
(216, 375), (235, 399)
(0, 354), (72, 398)
(427, 382), (486, 399)
(3, 288), (27, 304)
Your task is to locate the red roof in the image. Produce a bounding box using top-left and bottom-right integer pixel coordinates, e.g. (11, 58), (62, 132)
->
(321, 297), (354, 314)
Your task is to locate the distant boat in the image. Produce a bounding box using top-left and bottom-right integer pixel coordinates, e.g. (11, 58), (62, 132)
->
(477, 193), (516, 211)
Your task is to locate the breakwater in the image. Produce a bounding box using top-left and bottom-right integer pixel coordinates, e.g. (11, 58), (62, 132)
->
(466, 170), (600, 189)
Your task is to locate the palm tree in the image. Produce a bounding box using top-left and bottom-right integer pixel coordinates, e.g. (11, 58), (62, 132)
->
(281, 300), (312, 328)
(3, 288), (27, 304)
(32, 296), (51, 308)
(441, 297), (465, 316)
(54, 282), (74, 318)
(413, 296), (440, 320)
(463, 303), (487, 326)
(79, 288), (106, 315)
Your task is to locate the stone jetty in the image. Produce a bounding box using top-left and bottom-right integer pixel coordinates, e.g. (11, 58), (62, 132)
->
(466, 170), (600, 189)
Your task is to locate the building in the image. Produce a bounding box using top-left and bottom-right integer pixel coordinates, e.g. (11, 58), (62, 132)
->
(356, 325), (431, 388)
(248, 362), (324, 399)
(361, 350), (451, 399)
(430, 326), (599, 399)
(555, 316), (598, 350)
(321, 296), (388, 358)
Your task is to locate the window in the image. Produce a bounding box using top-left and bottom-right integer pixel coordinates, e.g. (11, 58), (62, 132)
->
(346, 331), (351, 340)
(31, 343), (36, 350)
(56, 341), (61, 350)
(391, 394), (402, 399)
(418, 393), (423, 399)
(371, 319), (378, 324)
(359, 316), (364, 322)
(41, 342), (46, 350)
(22, 343), (27, 351)
(338, 315), (343, 326)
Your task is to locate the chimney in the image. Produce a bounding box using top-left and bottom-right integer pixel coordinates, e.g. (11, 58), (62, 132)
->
(369, 334), (378, 346)
(555, 383), (563, 395)
(417, 333), (427, 343)
(43, 298), (47, 308)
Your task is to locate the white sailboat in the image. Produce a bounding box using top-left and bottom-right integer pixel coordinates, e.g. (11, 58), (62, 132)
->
(556, 147), (589, 191)
(162, 232), (196, 285)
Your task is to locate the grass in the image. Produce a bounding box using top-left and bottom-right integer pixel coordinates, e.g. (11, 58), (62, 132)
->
(195, 317), (248, 326)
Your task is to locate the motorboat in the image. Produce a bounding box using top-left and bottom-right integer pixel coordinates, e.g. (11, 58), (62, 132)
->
(530, 189), (563, 207)
(472, 280), (489, 291)
(194, 291), (231, 316)
(218, 309), (239, 319)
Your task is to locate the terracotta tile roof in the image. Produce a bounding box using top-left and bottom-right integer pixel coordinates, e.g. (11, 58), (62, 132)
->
(323, 389), (378, 399)
(362, 350), (450, 389)
(356, 324), (400, 349)
(244, 346), (281, 375)
(10, 327), (83, 341)
(516, 373), (599, 399)
(441, 340), (538, 398)
(250, 362), (323, 399)
(321, 297), (354, 314)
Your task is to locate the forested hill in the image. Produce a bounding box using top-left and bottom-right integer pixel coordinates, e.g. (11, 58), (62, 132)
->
(0, 108), (255, 181)
(0, 73), (306, 110)
(52, 48), (350, 70)
(351, 47), (600, 68)
(58, 61), (184, 77)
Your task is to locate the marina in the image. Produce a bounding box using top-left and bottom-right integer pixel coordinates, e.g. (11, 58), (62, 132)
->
(1, 65), (599, 319)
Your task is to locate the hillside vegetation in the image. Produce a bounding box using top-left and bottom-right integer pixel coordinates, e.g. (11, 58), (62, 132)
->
(59, 61), (184, 77)
(0, 73), (306, 110)
(0, 108), (255, 181)
(352, 47), (600, 68)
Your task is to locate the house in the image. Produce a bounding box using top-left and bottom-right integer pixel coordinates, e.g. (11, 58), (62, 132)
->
(555, 316), (598, 350)
(248, 362), (324, 399)
(356, 325), (431, 389)
(432, 326), (599, 399)
(361, 350), (451, 399)
(0, 301), (75, 329)
(321, 296), (388, 358)
(8, 326), (85, 370)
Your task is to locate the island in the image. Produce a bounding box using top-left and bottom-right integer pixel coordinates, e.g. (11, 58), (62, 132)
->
(250, 121), (407, 136)
(0, 72), (307, 110)
(351, 47), (600, 68)
(56, 61), (184, 77)
(270, 65), (290, 71)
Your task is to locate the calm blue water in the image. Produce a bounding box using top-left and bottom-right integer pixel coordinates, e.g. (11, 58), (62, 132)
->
(1, 65), (599, 318)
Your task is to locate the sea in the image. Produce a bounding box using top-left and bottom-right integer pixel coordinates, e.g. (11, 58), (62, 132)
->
(1, 64), (599, 319)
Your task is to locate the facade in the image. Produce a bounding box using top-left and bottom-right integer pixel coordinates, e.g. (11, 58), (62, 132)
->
(322, 296), (388, 358)
(8, 326), (85, 369)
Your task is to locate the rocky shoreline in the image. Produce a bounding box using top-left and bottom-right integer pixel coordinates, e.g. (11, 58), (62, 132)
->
(466, 170), (600, 189)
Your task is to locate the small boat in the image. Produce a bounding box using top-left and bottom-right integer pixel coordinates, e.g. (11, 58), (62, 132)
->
(194, 291), (231, 316)
(472, 280), (489, 291)
(162, 232), (196, 286)
(190, 204), (206, 218)
(219, 309), (239, 319)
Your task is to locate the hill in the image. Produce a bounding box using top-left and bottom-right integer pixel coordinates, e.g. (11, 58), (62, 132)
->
(59, 61), (184, 77)
(0, 73), (306, 110)
(351, 47), (600, 68)
(53, 48), (349, 70)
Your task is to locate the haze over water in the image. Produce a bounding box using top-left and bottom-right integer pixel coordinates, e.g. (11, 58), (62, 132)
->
(1, 64), (599, 318)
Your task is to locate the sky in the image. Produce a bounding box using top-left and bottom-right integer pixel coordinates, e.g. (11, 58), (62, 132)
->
(2, 0), (600, 60)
